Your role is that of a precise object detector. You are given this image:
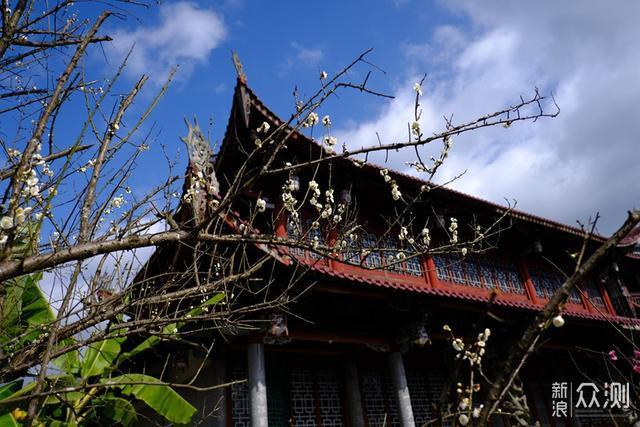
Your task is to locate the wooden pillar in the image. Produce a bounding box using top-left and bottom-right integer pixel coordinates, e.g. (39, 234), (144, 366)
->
(343, 359), (365, 427)
(425, 256), (439, 289)
(518, 259), (539, 305)
(388, 352), (415, 427)
(248, 343), (268, 427)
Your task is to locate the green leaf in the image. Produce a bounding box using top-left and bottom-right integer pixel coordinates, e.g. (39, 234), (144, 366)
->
(117, 293), (224, 365)
(0, 413), (19, 427)
(0, 381), (22, 400)
(1, 375), (76, 404)
(81, 336), (125, 378)
(0, 272), (55, 349)
(0, 278), (26, 340)
(52, 348), (81, 375)
(20, 272), (54, 344)
(103, 374), (195, 424)
(1, 272), (52, 347)
(43, 391), (84, 405)
(101, 397), (138, 426)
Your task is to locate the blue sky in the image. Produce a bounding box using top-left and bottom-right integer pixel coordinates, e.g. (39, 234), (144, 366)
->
(77, 0), (639, 235)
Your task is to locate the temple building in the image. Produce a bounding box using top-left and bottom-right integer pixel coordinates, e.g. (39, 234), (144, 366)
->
(134, 77), (640, 427)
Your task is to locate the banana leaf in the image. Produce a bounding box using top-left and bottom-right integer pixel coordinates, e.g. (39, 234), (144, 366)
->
(117, 292), (224, 364)
(1, 272), (52, 347)
(102, 374), (195, 424)
(0, 413), (19, 427)
(81, 336), (125, 378)
(100, 396), (138, 426)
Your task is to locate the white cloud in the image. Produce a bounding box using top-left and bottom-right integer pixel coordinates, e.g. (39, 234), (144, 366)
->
(279, 42), (324, 76)
(337, 1), (640, 234)
(108, 2), (226, 81)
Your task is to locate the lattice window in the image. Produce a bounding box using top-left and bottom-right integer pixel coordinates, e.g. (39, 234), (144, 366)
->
(405, 254), (423, 276)
(287, 219), (324, 260)
(434, 254), (451, 281)
(494, 268), (510, 293)
(449, 256), (466, 284)
(361, 232), (383, 268)
(406, 368), (451, 427)
(464, 258), (483, 287)
(480, 263), (496, 289)
(432, 254), (525, 295)
(383, 237), (403, 273)
(383, 374), (400, 427)
(582, 278), (605, 308)
(343, 234), (361, 265)
(530, 270), (559, 299)
(287, 220), (307, 258)
(501, 262), (526, 295)
(530, 270), (582, 303)
(317, 370), (343, 426)
(568, 288), (582, 304)
(407, 372), (431, 425)
(231, 367), (250, 427)
(360, 370), (399, 427)
(291, 368), (316, 426)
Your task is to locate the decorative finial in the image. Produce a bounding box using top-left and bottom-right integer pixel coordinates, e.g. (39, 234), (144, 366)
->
(232, 51), (247, 84)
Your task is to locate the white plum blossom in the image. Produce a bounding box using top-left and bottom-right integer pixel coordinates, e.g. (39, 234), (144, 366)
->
(413, 82), (422, 96)
(458, 414), (470, 426)
(110, 196), (125, 209)
(320, 204), (332, 219)
(322, 115), (331, 127)
(15, 207), (31, 224)
(1, 216), (14, 230)
(390, 182), (401, 201)
(308, 180), (320, 197)
(323, 136), (337, 147)
(472, 407), (482, 418)
(398, 227), (408, 241)
(307, 112), (319, 126)
(254, 138), (263, 148)
(256, 121), (270, 133)
(325, 189), (334, 204)
(449, 217), (458, 244)
(411, 121), (421, 136)
(320, 71), (328, 80)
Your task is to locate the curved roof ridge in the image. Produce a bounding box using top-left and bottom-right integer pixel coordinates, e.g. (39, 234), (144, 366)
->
(233, 80), (610, 241)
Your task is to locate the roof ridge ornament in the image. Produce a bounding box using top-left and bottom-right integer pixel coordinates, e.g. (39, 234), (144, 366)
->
(181, 118), (220, 222)
(232, 51), (247, 84)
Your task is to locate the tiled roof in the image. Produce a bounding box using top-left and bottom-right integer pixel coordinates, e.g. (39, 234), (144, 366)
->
(307, 262), (640, 326)
(235, 81), (609, 241)
(216, 80), (640, 326)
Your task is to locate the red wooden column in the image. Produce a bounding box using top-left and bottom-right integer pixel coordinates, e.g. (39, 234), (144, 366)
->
(518, 259), (539, 305)
(424, 255), (439, 289)
(274, 202), (287, 238)
(599, 281), (617, 316)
